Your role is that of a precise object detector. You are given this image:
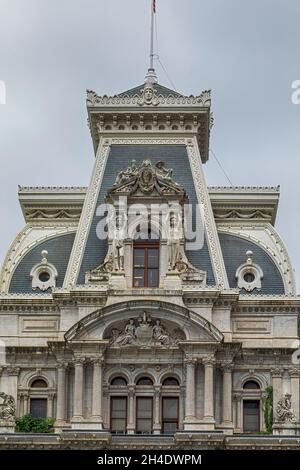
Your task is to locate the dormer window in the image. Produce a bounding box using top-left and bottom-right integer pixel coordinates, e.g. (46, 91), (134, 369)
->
(30, 250), (58, 292)
(236, 250), (263, 292)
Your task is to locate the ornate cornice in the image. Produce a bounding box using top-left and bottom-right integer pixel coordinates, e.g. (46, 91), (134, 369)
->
(86, 89), (211, 108)
(208, 186), (280, 192)
(19, 186), (87, 193)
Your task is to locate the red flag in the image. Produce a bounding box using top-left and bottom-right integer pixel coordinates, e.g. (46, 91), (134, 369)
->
(153, 0), (156, 14)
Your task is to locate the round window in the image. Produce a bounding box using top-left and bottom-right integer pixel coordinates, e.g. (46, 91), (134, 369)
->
(243, 272), (255, 283)
(39, 271), (51, 283)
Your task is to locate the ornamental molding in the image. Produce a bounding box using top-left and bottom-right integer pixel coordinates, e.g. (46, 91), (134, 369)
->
(64, 299), (224, 343)
(208, 186), (280, 193)
(86, 89), (211, 108)
(213, 208), (273, 222)
(0, 227), (77, 294)
(217, 226), (295, 295)
(24, 208), (82, 221)
(19, 186), (87, 193)
(186, 137), (229, 288)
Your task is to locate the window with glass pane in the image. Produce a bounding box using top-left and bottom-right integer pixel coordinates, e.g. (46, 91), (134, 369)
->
(136, 397), (153, 434)
(30, 398), (47, 419)
(110, 397), (127, 434)
(162, 397), (179, 434)
(133, 244), (159, 288)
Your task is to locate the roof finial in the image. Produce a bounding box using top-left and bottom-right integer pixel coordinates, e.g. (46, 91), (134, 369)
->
(145, 0), (158, 84)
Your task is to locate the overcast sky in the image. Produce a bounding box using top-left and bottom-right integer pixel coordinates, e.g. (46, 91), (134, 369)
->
(0, 0), (299, 291)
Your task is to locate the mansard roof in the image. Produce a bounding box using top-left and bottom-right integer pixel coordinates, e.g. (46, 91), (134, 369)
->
(117, 82), (183, 98)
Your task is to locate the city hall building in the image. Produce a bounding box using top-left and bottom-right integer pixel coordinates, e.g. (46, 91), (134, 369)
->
(0, 65), (300, 448)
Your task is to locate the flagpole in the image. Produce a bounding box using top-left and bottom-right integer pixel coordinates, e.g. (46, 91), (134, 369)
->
(145, 0), (158, 83)
(150, 0), (155, 70)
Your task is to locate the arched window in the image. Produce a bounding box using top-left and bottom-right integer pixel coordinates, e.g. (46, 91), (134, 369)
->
(243, 380), (260, 390)
(29, 379), (48, 419)
(162, 377), (180, 386)
(136, 377), (153, 386)
(111, 377), (127, 386)
(31, 379), (47, 388)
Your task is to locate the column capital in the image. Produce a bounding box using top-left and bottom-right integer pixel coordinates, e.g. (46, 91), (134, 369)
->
(271, 368), (284, 378)
(90, 357), (105, 366)
(289, 368), (300, 378)
(184, 355), (197, 365)
(221, 362), (234, 373)
(73, 357), (86, 366)
(128, 385), (135, 396)
(234, 392), (242, 402)
(202, 355), (216, 366)
(7, 366), (20, 376)
(57, 361), (69, 369)
(48, 392), (56, 400)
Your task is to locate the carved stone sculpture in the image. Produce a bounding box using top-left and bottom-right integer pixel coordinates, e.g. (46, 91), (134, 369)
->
(110, 312), (183, 347)
(113, 319), (136, 346)
(138, 83), (159, 107)
(275, 394), (296, 423)
(110, 159), (185, 197)
(0, 392), (15, 421)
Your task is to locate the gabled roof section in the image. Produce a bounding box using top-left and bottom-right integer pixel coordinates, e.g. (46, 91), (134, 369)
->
(117, 82), (183, 98)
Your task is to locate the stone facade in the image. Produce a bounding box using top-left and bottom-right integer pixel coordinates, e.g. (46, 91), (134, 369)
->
(0, 79), (299, 447)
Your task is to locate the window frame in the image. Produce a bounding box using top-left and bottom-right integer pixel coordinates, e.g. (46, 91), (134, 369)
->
(133, 241), (160, 288)
(110, 396), (128, 434)
(136, 396), (153, 435)
(162, 397), (179, 434)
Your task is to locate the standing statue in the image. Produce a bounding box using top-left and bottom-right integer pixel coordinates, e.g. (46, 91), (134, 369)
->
(110, 213), (126, 271)
(112, 239), (125, 271)
(276, 394), (296, 423)
(168, 215), (181, 270)
(0, 392), (16, 421)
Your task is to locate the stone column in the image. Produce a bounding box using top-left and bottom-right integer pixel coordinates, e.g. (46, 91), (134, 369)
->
(271, 369), (283, 414)
(153, 385), (161, 434)
(184, 358), (196, 421)
(47, 392), (55, 418)
(72, 358), (85, 421)
(127, 385), (135, 434)
(7, 367), (20, 403)
(18, 393), (23, 417)
(221, 364), (233, 428)
(203, 356), (215, 421)
(91, 358), (104, 426)
(234, 393), (242, 432)
(289, 369), (300, 422)
(55, 362), (68, 424)
(23, 393), (29, 415)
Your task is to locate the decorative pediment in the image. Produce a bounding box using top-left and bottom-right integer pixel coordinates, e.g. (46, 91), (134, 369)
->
(106, 312), (185, 348)
(108, 159), (187, 198)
